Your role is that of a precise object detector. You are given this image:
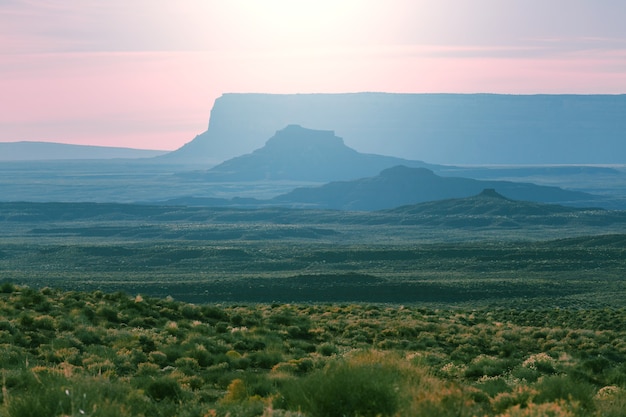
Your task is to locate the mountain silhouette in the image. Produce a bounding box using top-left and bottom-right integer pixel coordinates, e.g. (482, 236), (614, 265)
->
(198, 125), (435, 182)
(162, 93), (626, 165)
(388, 188), (580, 216)
(271, 165), (596, 210)
(378, 189), (614, 227)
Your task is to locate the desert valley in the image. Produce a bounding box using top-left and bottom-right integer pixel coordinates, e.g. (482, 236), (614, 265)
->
(2, 93), (626, 416)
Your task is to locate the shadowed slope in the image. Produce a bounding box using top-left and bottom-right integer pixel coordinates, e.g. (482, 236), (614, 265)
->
(198, 125), (433, 182)
(272, 165), (596, 210)
(388, 188), (576, 216)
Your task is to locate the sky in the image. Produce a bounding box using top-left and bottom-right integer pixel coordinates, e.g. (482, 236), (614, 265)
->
(1, 1), (625, 151)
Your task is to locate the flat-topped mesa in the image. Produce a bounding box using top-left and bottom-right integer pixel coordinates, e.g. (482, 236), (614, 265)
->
(162, 93), (626, 166)
(203, 125), (431, 182)
(261, 125), (343, 152)
(277, 124), (335, 137)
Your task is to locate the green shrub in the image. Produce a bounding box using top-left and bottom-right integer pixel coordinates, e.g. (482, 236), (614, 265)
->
(317, 342), (338, 356)
(144, 376), (184, 402)
(200, 305), (229, 322)
(474, 376), (511, 398)
(138, 334), (157, 353)
(0, 281), (16, 293)
(595, 386), (626, 417)
(512, 365), (541, 383)
(75, 326), (102, 345)
(230, 313), (244, 326)
(96, 305), (120, 323)
(281, 357), (400, 417)
(6, 373), (143, 417)
(7, 384), (72, 417)
(189, 346), (215, 367)
(0, 345), (25, 367)
(534, 374), (596, 412)
(249, 351), (284, 369)
(175, 356), (200, 374)
(0, 320), (15, 334)
(33, 314), (56, 331)
(17, 313), (35, 329)
(148, 350), (169, 366)
(215, 322), (229, 333)
(181, 304), (202, 320)
(605, 362), (626, 386)
(491, 386), (537, 414)
(464, 355), (510, 379)
(242, 373), (277, 398)
(582, 355), (611, 374)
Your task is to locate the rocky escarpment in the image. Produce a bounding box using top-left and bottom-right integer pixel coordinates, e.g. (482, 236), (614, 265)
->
(161, 93), (626, 165)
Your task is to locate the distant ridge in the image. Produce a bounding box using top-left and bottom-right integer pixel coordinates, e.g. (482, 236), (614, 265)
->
(379, 189), (615, 228)
(387, 188), (581, 216)
(272, 165), (596, 210)
(3, 196), (624, 231)
(163, 93), (626, 165)
(197, 125), (435, 182)
(0, 141), (168, 161)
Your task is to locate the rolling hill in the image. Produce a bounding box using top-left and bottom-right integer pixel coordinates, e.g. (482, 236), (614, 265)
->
(196, 124), (435, 182)
(3, 189), (624, 234)
(271, 165), (597, 210)
(380, 188), (616, 228)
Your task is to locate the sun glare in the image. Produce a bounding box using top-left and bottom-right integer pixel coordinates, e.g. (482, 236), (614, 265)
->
(223, 0), (369, 48)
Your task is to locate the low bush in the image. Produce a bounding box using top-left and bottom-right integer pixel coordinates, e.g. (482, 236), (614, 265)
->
(534, 374), (596, 413)
(143, 376), (184, 402)
(281, 354), (401, 417)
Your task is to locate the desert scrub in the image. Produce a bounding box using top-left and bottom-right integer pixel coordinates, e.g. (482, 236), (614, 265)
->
(279, 350), (481, 417)
(317, 342), (338, 356)
(4, 372), (154, 417)
(594, 386), (626, 417)
(533, 374), (596, 413)
(279, 351), (403, 417)
(2, 286), (626, 416)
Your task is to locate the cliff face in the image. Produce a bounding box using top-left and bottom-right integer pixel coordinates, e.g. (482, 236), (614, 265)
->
(164, 93), (626, 166)
(162, 93), (365, 165)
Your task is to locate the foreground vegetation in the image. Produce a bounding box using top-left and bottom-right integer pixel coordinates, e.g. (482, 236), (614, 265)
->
(1, 283), (626, 416)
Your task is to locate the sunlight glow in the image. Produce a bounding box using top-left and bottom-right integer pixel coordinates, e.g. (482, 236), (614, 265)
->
(1, 1), (625, 150)
(219, 0), (373, 48)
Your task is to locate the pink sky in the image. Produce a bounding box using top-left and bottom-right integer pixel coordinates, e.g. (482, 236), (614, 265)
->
(1, 1), (625, 150)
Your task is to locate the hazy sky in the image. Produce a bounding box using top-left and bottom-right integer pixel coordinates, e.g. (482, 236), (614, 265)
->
(1, 1), (625, 150)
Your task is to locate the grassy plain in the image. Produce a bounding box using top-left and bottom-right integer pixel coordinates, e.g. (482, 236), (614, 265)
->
(2, 235), (626, 308)
(2, 201), (626, 307)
